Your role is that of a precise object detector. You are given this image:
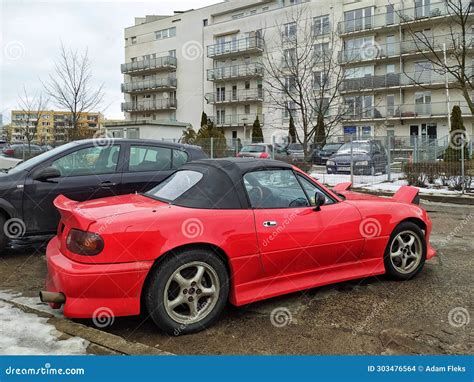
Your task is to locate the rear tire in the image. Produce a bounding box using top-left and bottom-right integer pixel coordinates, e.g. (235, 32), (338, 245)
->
(145, 248), (229, 335)
(384, 222), (426, 280)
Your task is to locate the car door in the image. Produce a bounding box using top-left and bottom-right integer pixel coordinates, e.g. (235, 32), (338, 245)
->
(244, 169), (364, 277)
(22, 143), (124, 234)
(120, 143), (187, 194)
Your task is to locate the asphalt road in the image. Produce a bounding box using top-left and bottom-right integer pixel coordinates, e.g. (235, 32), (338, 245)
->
(0, 200), (472, 355)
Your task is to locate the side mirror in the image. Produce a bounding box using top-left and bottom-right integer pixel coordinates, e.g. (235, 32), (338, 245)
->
(313, 192), (326, 211)
(33, 166), (61, 181)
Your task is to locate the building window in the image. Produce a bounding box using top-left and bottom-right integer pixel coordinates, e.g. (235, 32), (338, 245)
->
(169, 49), (176, 58)
(283, 22), (297, 40)
(284, 101), (296, 119)
(131, 36), (137, 45)
(245, 81), (250, 89)
(244, 104), (251, 114)
(344, 7), (373, 32)
(314, 71), (329, 90)
(155, 27), (176, 40)
(313, 42), (330, 62)
(313, 15), (330, 36)
(203, 19), (208, 26)
(283, 48), (296, 66)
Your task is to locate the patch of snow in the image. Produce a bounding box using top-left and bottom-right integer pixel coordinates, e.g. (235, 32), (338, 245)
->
(12, 296), (65, 318)
(0, 301), (88, 355)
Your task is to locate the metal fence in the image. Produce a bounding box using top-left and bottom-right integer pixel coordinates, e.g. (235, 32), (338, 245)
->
(172, 134), (473, 194)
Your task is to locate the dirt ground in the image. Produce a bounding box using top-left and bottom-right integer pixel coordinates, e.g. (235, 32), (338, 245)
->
(0, 200), (472, 355)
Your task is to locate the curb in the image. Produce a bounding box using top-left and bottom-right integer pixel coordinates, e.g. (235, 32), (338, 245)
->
(351, 187), (474, 205)
(1, 298), (173, 356)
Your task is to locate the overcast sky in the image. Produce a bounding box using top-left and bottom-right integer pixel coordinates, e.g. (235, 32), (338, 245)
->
(0, 0), (221, 123)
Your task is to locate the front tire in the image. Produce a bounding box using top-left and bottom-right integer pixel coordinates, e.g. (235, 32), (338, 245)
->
(384, 222), (426, 280)
(145, 248), (229, 335)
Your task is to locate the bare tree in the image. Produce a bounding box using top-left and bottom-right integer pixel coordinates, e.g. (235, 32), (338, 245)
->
(262, 5), (348, 156)
(44, 43), (104, 141)
(401, 0), (473, 114)
(16, 86), (49, 155)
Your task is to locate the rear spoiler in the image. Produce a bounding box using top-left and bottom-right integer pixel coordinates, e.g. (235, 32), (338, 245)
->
(333, 182), (352, 192)
(393, 186), (420, 205)
(53, 195), (96, 231)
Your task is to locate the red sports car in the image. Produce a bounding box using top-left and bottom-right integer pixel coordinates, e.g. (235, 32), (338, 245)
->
(41, 158), (436, 334)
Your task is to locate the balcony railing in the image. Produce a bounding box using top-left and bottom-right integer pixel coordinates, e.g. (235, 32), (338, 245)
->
(341, 71), (458, 92)
(121, 77), (177, 93)
(341, 101), (472, 121)
(121, 99), (177, 112)
(338, 0), (473, 34)
(338, 34), (464, 64)
(207, 36), (264, 59)
(121, 56), (177, 75)
(209, 114), (264, 127)
(205, 88), (264, 104)
(207, 63), (263, 81)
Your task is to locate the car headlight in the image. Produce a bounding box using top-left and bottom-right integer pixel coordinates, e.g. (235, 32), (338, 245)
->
(355, 161), (369, 166)
(326, 160), (335, 166)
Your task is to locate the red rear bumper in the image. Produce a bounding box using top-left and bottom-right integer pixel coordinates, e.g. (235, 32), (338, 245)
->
(45, 236), (153, 318)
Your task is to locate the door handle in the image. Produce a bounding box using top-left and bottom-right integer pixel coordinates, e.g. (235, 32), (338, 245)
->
(99, 181), (117, 188)
(263, 221), (278, 227)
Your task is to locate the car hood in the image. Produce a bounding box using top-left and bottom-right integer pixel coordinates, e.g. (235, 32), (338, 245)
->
(329, 152), (371, 161)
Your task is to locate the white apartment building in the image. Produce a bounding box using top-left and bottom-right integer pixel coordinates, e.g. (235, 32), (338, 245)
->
(121, 0), (473, 143)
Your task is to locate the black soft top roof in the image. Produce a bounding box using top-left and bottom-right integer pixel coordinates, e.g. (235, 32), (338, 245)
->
(173, 158), (293, 209)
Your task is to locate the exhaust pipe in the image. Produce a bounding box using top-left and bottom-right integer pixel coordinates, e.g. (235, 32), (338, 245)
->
(39, 291), (66, 304)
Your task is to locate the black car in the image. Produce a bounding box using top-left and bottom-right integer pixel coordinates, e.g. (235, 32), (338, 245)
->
(0, 138), (206, 251)
(311, 143), (343, 165)
(326, 140), (388, 175)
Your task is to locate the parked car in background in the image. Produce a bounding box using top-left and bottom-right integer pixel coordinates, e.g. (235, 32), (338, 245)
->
(0, 138), (206, 252)
(238, 143), (273, 159)
(311, 143), (343, 165)
(2, 143), (45, 160)
(41, 158), (435, 334)
(326, 140), (388, 175)
(287, 143), (305, 161)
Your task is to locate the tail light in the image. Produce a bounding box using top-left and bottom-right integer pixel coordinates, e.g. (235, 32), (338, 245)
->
(66, 229), (104, 256)
(260, 152), (270, 159)
(3, 148), (14, 156)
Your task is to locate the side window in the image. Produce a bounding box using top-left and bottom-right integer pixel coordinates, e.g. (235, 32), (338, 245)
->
(172, 150), (188, 169)
(52, 145), (120, 177)
(296, 174), (334, 206)
(244, 170), (309, 209)
(129, 145), (172, 172)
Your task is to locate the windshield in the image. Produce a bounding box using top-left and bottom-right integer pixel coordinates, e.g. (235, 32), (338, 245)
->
(6, 142), (78, 174)
(288, 143), (303, 151)
(323, 144), (341, 151)
(338, 142), (370, 154)
(145, 170), (203, 202)
(241, 145), (265, 153)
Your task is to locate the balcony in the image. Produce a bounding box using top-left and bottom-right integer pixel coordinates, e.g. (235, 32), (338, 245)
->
(338, 34), (460, 65)
(121, 99), (177, 112)
(341, 101), (472, 121)
(205, 88), (264, 104)
(121, 56), (177, 75)
(207, 36), (264, 59)
(338, 0), (473, 35)
(121, 77), (177, 94)
(207, 63), (263, 81)
(209, 114), (264, 127)
(341, 71), (457, 93)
